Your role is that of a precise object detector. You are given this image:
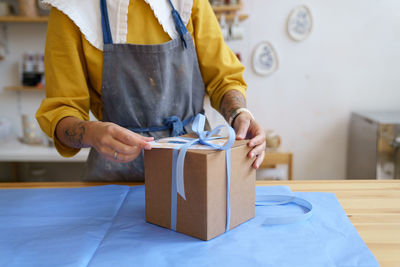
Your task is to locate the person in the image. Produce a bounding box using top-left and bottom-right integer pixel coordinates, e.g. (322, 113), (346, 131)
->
(36, 0), (266, 181)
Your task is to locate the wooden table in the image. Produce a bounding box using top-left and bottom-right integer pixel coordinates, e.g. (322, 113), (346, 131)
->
(1, 180), (399, 267)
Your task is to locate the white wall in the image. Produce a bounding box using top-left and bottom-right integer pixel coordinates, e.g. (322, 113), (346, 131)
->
(1, 0), (400, 179)
(235, 0), (400, 179)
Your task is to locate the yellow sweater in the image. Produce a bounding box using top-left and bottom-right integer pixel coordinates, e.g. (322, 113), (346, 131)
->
(36, 0), (247, 157)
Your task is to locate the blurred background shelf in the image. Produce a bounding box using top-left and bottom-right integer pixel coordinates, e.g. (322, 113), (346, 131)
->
(212, 4), (242, 13)
(260, 151), (293, 180)
(0, 138), (89, 162)
(0, 138), (89, 182)
(215, 14), (249, 22)
(0, 16), (48, 23)
(4, 86), (45, 92)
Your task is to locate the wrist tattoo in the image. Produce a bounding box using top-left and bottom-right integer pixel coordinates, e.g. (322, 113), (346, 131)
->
(220, 90), (247, 122)
(64, 121), (87, 148)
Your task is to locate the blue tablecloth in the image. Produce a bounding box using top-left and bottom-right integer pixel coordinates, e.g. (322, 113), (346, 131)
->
(0, 185), (378, 267)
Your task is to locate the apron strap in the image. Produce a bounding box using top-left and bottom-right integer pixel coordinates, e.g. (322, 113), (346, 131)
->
(100, 0), (113, 44)
(167, 0), (189, 48)
(128, 115), (196, 137)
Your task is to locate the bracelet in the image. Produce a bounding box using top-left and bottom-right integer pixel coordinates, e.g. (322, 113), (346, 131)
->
(228, 108), (255, 126)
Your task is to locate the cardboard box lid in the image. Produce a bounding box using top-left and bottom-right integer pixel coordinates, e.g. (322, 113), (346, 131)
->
(187, 139), (248, 155)
(152, 135), (249, 155)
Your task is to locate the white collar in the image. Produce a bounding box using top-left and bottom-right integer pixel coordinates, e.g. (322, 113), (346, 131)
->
(43, 0), (193, 51)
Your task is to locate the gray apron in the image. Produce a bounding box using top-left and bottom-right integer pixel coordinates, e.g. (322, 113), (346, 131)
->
(84, 0), (205, 182)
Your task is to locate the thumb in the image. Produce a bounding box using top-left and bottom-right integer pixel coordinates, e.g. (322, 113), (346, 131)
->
(234, 117), (250, 140)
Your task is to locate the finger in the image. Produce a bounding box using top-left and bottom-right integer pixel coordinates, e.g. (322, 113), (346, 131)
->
(252, 150), (265, 169)
(112, 127), (153, 150)
(108, 137), (142, 155)
(97, 134), (140, 155)
(234, 118), (250, 140)
(246, 121), (265, 146)
(248, 143), (266, 159)
(98, 144), (142, 163)
(248, 133), (266, 147)
(136, 135), (155, 141)
(116, 148), (143, 163)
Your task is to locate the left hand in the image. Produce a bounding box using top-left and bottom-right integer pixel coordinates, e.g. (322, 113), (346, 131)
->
(232, 112), (266, 169)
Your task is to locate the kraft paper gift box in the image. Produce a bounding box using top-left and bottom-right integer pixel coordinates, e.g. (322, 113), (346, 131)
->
(144, 138), (256, 241)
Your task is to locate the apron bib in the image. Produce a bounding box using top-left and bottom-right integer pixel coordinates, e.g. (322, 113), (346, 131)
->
(84, 0), (205, 182)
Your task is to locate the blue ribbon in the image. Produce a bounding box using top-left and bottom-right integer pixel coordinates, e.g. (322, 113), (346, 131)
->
(170, 149), (179, 231)
(169, 114), (313, 232)
(170, 114), (235, 232)
(255, 195), (313, 225)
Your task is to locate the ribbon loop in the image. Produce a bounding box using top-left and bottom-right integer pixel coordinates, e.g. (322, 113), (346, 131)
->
(164, 116), (185, 137)
(255, 195), (313, 225)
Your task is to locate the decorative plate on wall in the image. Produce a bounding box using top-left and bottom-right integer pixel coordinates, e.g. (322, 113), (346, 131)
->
(287, 5), (313, 42)
(252, 41), (278, 76)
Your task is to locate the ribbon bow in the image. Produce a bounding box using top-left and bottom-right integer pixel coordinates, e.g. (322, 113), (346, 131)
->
(170, 114), (236, 232)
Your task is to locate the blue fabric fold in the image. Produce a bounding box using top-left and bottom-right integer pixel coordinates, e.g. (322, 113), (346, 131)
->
(0, 185), (378, 267)
(0, 185), (129, 267)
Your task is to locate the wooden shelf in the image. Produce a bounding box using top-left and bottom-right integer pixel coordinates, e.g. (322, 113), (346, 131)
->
(261, 151), (292, 167)
(0, 16), (48, 23)
(260, 150), (293, 180)
(212, 4), (242, 13)
(4, 86), (45, 92)
(216, 14), (248, 22)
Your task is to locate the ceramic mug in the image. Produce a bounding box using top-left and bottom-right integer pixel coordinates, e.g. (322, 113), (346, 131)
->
(230, 23), (244, 40)
(230, 15), (244, 40)
(21, 114), (43, 145)
(219, 14), (230, 40)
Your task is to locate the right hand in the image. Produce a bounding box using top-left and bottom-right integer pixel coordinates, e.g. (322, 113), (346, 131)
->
(86, 121), (154, 163)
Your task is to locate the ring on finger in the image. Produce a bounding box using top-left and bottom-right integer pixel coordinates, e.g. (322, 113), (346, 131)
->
(113, 151), (118, 160)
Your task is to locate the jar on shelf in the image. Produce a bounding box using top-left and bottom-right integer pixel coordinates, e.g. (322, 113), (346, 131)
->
(226, 0), (239, 5)
(210, 0), (225, 6)
(21, 114), (43, 145)
(22, 52), (42, 86)
(18, 0), (38, 17)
